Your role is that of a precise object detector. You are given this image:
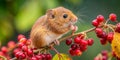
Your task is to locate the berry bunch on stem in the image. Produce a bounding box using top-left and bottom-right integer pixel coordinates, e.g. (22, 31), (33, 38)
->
(66, 34), (94, 56)
(0, 13), (120, 60)
(92, 14), (117, 45)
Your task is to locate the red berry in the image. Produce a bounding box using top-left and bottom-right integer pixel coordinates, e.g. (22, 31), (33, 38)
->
(27, 49), (33, 57)
(107, 32), (114, 43)
(100, 38), (107, 45)
(36, 55), (42, 60)
(78, 34), (85, 39)
(69, 48), (75, 56)
(79, 40), (88, 52)
(97, 31), (107, 38)
(79, 40), (88, 46)
(26, 39), (31, 45)
(19, 38), (27, 44)
(15, 52), (20, 58)
(87, 38), (94, 46)
(41, 54), (46, 60)
(66, 38), (72, 45)
(0, 51), (4, 56)
(95, 28), (103, 35)
(7, 41), (16, 48)
(96, 15), (104, 23)
(109, 13), (117, 22)
(13, 48), (20, 55)
(74, 49), (82, 56)
(18, 43), (24, 48)
(80, 44), (87, 52)
(15, 51), (24, 58)
(46, 54), (52, 60)
(17, 34), (25, 41)
(115, 23), (120, 33)
(74, 37), (81, 44)
(101, 50), (108, 56)
(30, 56), (38, 60)
(71, 44), (78, 50)
(92, 19), (99, 27)
(19, 52), (26, 59)
(1, 46), (8, 53)
(22, 46), (28, 52)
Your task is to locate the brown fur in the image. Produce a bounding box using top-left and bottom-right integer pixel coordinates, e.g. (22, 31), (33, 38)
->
(30, 7), (78, 48)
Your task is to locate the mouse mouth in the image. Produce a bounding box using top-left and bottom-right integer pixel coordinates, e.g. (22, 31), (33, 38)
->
(70, 19), (77, 25)
(63, 19), (77, 28)
(67, 21), (76, 27)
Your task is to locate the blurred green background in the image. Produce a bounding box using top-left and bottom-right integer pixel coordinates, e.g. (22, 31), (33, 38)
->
(0, 0), (120, 60)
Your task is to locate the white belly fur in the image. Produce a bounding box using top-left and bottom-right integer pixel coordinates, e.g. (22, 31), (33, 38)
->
(44, 33), (62, 45)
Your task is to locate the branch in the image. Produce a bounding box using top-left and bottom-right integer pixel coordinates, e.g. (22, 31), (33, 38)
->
(50, 27), (96, 46)
(0, 56), (7, 60)
(10, 57), (17, 60)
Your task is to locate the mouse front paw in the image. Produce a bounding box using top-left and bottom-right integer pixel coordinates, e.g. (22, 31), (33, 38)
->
(70, 25), (78, 35)
(70, 25), (78, 32)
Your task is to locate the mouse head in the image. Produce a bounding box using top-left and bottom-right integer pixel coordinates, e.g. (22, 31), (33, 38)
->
(46, 7), (78, 33)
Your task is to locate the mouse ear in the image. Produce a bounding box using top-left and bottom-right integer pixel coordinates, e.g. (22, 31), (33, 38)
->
(46, 9), (55, 19)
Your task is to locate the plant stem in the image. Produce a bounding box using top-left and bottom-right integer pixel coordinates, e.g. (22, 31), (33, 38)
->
(10, 57), (17, 60)
(0, 56), (7, 60)
(51, 27), (96, 46)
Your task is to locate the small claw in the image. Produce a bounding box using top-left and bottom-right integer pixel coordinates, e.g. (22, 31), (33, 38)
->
(73, 25), (78, 32)
(50, 45), (60, 54)
(70, 25), (74, 30)
(54, 40), (60, 46)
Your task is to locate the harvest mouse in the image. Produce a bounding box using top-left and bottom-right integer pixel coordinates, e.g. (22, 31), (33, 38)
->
(30, 7), (78, 48)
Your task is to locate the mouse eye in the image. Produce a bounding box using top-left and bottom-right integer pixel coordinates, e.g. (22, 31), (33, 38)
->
(52, 15), (55, 18)
(63, 14), (68, 18)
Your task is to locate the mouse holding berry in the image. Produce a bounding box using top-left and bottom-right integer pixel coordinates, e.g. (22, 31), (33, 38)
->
(30, 7), (78, 48)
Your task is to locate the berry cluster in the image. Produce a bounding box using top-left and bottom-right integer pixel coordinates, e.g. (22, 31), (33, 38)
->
(65, 34), (94, 56)
(92, 13), (120, 60)
(0, 34), (52, 60)
(94, 50), (108, 60)
(14, 34), (52, 60)
(92, 13), (117, 27)
(95, 28), (114, 45)
(92, 15), (105, 27)
(92, 13), (117, 45)
(0, 41), (16, 60)
(15, 50), (52, 60)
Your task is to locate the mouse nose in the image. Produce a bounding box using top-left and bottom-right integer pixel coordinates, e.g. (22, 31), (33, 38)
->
(72, 16), (78, 22)
(75, 17), (78, 21)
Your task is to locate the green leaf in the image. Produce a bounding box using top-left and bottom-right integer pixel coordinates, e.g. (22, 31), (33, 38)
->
(52, 53), (72, 60)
